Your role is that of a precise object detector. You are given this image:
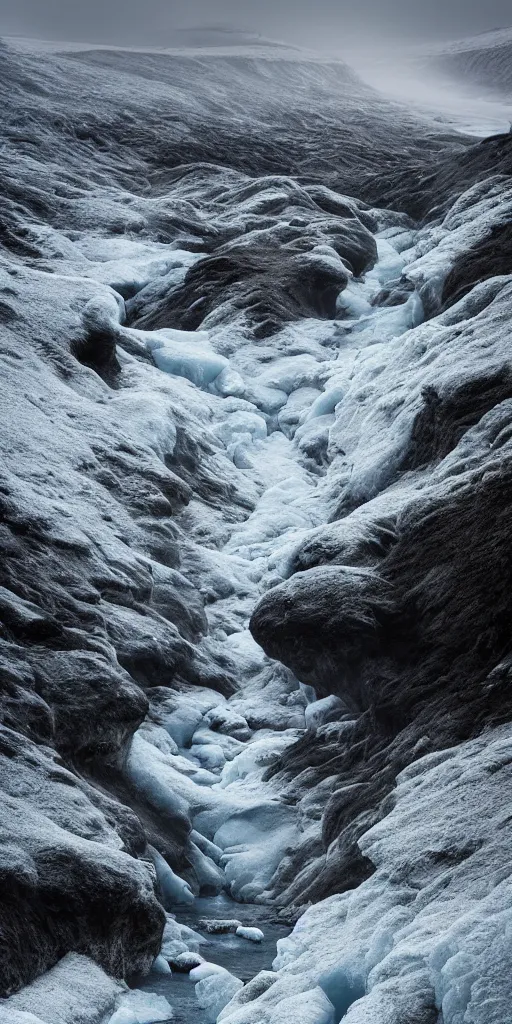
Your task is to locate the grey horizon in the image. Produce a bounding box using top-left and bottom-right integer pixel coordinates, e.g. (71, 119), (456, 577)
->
(0, 0), (511, 48)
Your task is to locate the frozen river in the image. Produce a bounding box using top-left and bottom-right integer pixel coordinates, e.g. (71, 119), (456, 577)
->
(137, 896), (290, 1024)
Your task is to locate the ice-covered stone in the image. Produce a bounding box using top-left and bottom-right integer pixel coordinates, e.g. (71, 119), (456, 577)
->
(0, 954), (121, 1024)
(150, 955), (172, 975)
(192, 964), (244, 1023)
(236, 926), (264, 943)
(108, 989), (174, 1024)
(168, 952), (204, 973)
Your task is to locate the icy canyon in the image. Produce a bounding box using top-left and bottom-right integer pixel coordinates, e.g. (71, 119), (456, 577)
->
(1, 28), (512, 1024)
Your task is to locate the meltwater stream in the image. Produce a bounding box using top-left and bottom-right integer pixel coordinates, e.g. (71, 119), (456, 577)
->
(138, 896), (290, 1024)
(117, 226), (425, 1024)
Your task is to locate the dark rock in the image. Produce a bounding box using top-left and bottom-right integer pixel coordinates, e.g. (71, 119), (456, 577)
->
(250, 564), (396, 706)
(441, 223), (512, 309)
(130, 220), (375, 337)
(198, 918), (242, 934)
(402, 370), (512, 470)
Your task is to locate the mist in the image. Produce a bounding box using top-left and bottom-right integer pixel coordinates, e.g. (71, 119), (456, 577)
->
(0, 0), (511, 49)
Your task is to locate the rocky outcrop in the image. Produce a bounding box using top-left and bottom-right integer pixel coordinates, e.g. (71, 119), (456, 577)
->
(250, 185), (512, 914)
(130, 217), (375, 338)
(442, 221), (512, 308)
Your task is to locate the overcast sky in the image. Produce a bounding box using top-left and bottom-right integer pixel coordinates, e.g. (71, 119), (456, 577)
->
(0, 0), (511, 49)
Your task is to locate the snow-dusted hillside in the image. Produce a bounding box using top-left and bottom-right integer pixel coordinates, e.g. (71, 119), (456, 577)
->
(350, 26), (512, 138)
(1, 32), (512, 1024)
(420, 27), (512, 96)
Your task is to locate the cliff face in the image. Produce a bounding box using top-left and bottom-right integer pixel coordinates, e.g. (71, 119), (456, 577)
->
(1, 34), (512, 1024)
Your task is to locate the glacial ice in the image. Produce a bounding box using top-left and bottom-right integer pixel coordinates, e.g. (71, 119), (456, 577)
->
(217, 731), (300, 788)
(244, 383), (289, 415)
(150, 955), (172, 975)
(108, 989), (173, 1024)
(220, 986), (336, 1024)
(126, 727), (235, 834)
(205, 706), (251, 741)
(190, 741), (227, 770)
(161, 691), (228, 749)
(213, 410), (268, 449)
(149, 848), (195, 906)
(217, 725), (512, 1024)
(305, 695), (346, 731)
(215, 366), (247, 398)
(304, 386), (344, 420)
(192, 963), (244, 1023)
(127, 735), (191, 818)
(214, 797), (299, 901)
(278, 386), (323, 437)
(188, 840), (226, 893)
(168, 952), (204, 972)
(160, 915), (205, 961)
(236, 926), (264, 943)
(82, 249), (202, 299)
(191, 830), (224, 864)
(254, 355), (326, 396)
(191, 727), (245, 761)
(145, 330), (229, 388)
(127, 696), (304, 903)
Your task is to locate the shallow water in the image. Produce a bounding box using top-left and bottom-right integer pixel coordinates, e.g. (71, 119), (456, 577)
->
(138, 895), (291, 1023)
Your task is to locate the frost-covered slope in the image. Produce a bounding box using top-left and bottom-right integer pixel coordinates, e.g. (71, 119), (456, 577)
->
(352, 28), (512, 139)
(420, 27), (512, 96)
(1, 33), (512, 1024)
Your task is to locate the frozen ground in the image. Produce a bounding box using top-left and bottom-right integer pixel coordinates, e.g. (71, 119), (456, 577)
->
(0, 31), (512, 1024)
